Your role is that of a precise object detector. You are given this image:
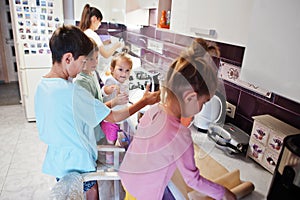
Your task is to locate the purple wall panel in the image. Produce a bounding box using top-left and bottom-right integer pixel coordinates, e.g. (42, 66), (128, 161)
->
(140, 26), (156, 38)
(162, 43), (185, 57)
(239, 91), (274, 118)
(156, 30), (175, 43)
(173, 34), (194, 47)
(228, 114), (253, 134)
(226, 82), (300, 132)
(127, 32), (148, 48)
(273, 95), (300, 115)
(224, 82), (240, 105)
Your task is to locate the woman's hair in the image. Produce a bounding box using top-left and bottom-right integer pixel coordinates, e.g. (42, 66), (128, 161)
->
(110, 49), (133, 70)
(162, 38), (219, 103)
(79, 4), (103, 31)
(49, 25), (94, 64)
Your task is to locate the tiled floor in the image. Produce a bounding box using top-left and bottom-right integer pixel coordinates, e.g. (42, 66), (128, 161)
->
(0, 105), (55, 199)
(0, 105), (123, 200)
(0, 104), (273, 199)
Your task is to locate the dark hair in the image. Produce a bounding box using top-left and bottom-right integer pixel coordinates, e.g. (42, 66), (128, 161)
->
(79, 4), (103, 31)
(49, 25), (94, 64)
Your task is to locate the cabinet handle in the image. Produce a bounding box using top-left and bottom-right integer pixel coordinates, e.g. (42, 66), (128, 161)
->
(190, 27), (216, 37)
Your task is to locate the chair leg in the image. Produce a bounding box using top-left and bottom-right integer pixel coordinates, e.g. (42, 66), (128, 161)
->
(114, 180), (120, 200)
(96, 145), (125, 199)
(114, 151), (120, 169)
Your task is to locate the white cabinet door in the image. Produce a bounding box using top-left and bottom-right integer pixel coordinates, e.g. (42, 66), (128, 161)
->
(241, 0), (300, 104)
(171, 0), (253, 46)
(170, 0), (189, 35)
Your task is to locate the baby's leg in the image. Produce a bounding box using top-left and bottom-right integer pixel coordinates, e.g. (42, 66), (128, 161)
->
(85, 181), (99, 200)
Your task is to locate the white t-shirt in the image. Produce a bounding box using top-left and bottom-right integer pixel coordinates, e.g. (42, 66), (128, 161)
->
(103, 75), (128, 111)
(84, 29), (103, 47)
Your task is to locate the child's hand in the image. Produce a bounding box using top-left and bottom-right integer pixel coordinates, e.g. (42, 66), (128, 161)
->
(114, 41), (123, 50)
(104, 85), (119, 95)
(112, 93), (129, 106)
(102, 39), (112, 45)
(141, 84), (160, 105)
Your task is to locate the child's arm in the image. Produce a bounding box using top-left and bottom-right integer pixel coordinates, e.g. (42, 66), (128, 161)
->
(176, 143), (233, 200)
(104, 85), (160, 123)
(103, 84), (119, 95)
(105, 93), (128, 108)
(99, 42), (122, 58)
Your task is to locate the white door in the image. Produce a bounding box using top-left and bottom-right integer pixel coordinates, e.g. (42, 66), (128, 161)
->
(0, 0), (18, 83)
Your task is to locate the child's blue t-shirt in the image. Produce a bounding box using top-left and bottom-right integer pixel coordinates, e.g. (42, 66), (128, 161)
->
(35, 78), (110, 178)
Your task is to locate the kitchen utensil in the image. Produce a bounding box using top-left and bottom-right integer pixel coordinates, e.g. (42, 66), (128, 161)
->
(193, 91), (226, 133)
(207, 123), (250, 154)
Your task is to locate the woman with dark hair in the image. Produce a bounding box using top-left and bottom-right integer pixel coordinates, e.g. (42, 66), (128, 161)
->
(79, 4), (122, 59)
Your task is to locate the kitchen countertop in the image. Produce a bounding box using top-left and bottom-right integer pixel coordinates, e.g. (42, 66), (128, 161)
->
(190, 125), (273, 200)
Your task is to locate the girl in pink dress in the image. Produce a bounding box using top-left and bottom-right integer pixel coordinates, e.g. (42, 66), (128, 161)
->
(119, 39), (236, 200)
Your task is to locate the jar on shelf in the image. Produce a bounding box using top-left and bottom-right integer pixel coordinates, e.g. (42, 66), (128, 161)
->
(158, 10), (169, 29)
(166, 10), (171, 26)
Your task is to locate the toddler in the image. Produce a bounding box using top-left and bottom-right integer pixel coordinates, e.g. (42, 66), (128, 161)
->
(101, 51), (133, 163)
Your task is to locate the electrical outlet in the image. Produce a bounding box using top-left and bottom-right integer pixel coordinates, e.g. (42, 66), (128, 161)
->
(226, 101), (236, 118)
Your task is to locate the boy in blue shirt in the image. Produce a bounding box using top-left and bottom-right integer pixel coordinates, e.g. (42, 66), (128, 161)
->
(34, 25), (160, 200)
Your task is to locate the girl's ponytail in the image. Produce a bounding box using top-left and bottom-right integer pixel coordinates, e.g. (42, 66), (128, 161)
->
(79, 4), (91, 31)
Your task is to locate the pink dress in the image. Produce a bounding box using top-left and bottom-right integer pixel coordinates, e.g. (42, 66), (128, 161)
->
(119, 104), (225, 200)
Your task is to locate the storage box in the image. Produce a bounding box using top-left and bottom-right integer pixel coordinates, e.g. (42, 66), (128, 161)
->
(247, 114), (299, 174)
